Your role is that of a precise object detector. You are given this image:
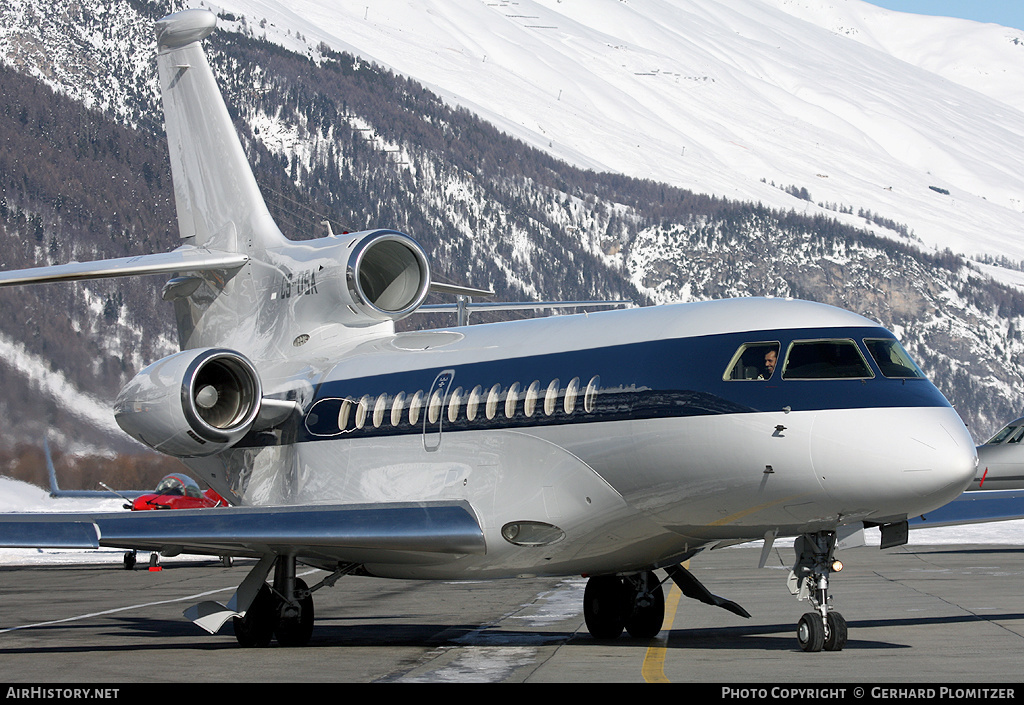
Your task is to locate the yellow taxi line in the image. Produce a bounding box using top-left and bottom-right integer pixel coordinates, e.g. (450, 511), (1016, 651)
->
(642, 582), (683, 682)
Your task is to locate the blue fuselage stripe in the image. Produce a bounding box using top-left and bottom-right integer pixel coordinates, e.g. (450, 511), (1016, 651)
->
(248, 326), (951, 446)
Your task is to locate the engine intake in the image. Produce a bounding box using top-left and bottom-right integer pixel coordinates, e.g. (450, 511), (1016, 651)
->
(346, 231), (431, 322)
(115, 348), (262, 457)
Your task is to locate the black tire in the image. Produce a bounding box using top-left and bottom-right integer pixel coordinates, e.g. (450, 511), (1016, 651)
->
(584, 575), (626, 640)
(824, 611), (848, 651)
(233, 584), (277, 648)
(797, 612), (825, 652)
(275, 579), (314, 647)
(625, 572), (665, 639)
(123, 552), (136, 570)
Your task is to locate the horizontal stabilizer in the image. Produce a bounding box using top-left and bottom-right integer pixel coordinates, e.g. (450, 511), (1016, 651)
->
(0, 501), (485, 561)
(0, 248), (248, 287)
(428, 282), (495, 298)
(911, 489), (1024, 528)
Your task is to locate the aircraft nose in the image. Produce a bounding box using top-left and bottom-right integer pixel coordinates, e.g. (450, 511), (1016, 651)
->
(810, 407), (977, 519)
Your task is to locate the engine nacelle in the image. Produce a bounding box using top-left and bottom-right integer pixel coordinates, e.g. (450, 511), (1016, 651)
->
(114, 348), (262, 457)
(285, 229), (432, 329)
(345, 230), (431, 323)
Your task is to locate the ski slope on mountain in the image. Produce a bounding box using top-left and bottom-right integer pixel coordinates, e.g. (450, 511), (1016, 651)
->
(202, 0), (1024, 277)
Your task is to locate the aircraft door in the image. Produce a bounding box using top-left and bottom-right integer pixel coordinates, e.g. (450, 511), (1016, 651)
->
(423, 369), (455, 452)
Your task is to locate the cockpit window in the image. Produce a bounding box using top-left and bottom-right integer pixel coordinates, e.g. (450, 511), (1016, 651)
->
(154, 474), (202, 498)
(724, 342), (781, 381)
(987, 424), (1021, 444)
(781, 339), (874, 380)
(863, 339), (925, 379)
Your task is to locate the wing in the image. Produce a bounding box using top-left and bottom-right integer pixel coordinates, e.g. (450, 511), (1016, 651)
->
(0, 501), (485, 565)
(911, 489), (1024, 529)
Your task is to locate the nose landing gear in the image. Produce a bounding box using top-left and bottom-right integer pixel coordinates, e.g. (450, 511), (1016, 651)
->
(790, 531), (848, 652)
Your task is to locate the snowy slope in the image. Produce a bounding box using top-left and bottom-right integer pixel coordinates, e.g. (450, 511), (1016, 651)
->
(199, 0), (1024, 276)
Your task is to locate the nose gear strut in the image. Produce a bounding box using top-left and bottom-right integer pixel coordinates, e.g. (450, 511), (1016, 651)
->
(789, 531), (848, 652)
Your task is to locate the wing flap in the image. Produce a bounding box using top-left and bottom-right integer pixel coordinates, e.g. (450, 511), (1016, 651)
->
(0, 501), (485, 561)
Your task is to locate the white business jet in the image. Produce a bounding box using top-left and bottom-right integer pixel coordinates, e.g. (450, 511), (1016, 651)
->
(0, 10), (978, 652)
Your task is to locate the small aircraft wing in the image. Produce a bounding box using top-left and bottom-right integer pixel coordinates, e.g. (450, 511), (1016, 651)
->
(44, 437), (149, 501)
(911, 488), (1024, 529)
(0, 501), (485, 563)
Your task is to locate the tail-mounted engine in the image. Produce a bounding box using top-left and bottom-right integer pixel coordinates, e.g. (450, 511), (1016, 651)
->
(283, 229), (432, 330)
(346, 230), (431, 323)
(114, 348), (262, 457)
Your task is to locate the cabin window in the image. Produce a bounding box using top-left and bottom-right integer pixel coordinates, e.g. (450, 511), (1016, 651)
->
(544, 379), (560, 416)
(467, 385), (482, 421)
(863, 339), (925, 379)
(390, 392), (406, 427)
(373, 393), (389, 428)
(782, 340), (873, 380)
(409, 390), (424, 425)
(524, 381), (541, 417)
(724, 342), (781, 381)
(448, 386), (463, 423)
(584, 376), (600, 413)
(355, 395), (371, 429)
(505, 382), (521, 419)
(486, 384), (502, 420)
(564, 377), (580, 414)
(335, 398), (353, 432)
(428, 388), (444, 424)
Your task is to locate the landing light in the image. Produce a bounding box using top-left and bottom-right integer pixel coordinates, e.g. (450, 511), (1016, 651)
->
(831, 560), (844, 572)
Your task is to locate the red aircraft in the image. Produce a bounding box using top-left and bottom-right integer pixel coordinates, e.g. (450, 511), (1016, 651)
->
(44, 438), (232, 569)
(130, 473), (228, 511)
(123, 474), (230, 570)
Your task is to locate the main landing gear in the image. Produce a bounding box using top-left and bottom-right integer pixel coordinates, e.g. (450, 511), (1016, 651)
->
(584, 570), (666, 639)
(583, 564), (750, 641)
(789, 531), (848, 652)
(232, 555), (332, 647)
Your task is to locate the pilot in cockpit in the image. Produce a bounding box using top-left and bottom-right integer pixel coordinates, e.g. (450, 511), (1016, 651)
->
(762, 349), (777, 379)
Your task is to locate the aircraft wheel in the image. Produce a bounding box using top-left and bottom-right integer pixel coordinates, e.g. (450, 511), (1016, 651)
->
(148, 552), (159, 568)
(275, 579), (314, 647)
(625, 572), (665, 639)
(824, 612), (848, 651)
(123, 551), (136, 570)
(221, 556), (233, 568)
(797, 612), (825, 652)
(584, 575), (626, 640)
(233, 584), (277, 648)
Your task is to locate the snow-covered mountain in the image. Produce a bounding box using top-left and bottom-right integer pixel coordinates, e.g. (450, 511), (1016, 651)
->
(199, 0), (1024, 276)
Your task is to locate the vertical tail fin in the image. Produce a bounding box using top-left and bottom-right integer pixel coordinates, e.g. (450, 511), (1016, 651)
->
(155, 10), (286, 253)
